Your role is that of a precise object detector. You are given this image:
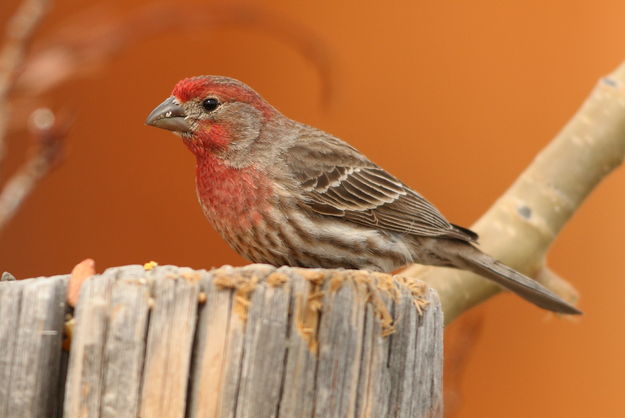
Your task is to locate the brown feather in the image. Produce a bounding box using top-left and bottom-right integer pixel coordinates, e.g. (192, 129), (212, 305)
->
(286, 133), (477, 242)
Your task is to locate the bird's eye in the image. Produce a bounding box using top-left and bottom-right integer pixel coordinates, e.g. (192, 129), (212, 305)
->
(201, 98), (220, 112)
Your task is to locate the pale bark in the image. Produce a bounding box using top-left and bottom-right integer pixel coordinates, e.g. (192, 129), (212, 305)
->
(403, 61), (625, 324)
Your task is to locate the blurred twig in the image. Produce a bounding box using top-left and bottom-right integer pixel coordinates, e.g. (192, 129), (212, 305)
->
(0, 0), (50, 167)
(14, 3), (334, 101)
(0, 0), (67, 232)
(1, 1), (332, 232)
(0, 107), (67, 230)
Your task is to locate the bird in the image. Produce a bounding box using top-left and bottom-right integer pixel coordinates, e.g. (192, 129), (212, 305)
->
(146, 75), (580, 315)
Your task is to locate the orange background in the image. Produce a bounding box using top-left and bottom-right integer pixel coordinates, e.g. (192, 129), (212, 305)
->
(2, 1), (625, 417)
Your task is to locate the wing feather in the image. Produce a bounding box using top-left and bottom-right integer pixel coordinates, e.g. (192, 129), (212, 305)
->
(285, 131), (477, 242)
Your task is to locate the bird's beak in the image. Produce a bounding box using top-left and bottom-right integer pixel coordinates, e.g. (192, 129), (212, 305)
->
(145, 96), (191, 134)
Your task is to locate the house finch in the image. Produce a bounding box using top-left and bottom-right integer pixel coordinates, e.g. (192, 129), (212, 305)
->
(146, 75), (580, 315)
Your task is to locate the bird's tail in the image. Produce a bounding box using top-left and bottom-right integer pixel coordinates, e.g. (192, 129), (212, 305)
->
(446, 241), (581, 315)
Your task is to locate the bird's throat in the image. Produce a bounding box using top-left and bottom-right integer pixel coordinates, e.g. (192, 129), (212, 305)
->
(194, 154), (272, 231)
(183, 123), (232, 156)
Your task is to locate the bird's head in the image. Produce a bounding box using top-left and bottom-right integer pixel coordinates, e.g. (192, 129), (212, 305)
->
(146, 76), (277, 157)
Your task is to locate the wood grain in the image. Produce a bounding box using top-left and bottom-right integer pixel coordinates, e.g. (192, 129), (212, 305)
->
(0, 275), (68, 418)
(1, 265), (443, 418)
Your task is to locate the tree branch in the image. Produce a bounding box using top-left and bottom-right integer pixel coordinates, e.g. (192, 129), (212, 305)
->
(402, 60), (625, 324)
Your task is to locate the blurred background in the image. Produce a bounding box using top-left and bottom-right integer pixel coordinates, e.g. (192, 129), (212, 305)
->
(2, 0), (624, 416)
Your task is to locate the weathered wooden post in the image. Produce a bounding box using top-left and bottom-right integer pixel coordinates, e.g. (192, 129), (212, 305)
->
(0, 272), (68, 418)
(0, 264), (443, 418)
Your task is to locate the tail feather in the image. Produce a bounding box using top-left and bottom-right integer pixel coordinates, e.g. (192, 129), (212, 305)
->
(451, 244), (582, 315)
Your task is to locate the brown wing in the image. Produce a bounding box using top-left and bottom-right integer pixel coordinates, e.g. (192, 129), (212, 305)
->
(286, 132), (477, 242)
